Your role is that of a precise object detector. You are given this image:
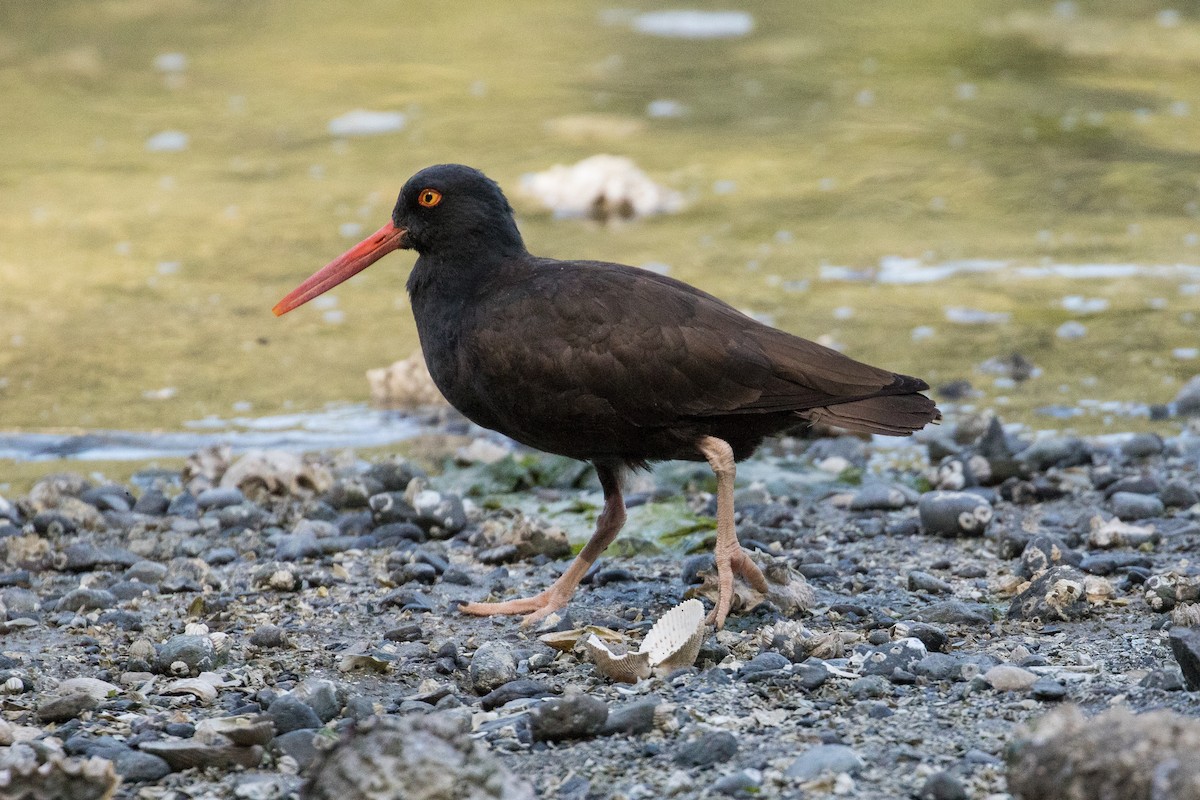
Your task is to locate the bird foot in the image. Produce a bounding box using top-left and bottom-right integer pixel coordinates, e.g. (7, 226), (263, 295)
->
(459, 589), (570, 627)
(706, 547), (769, 629)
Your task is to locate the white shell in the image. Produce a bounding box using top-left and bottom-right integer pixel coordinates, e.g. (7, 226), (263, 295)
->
(586, 599), (706, 683)
(57, 678), (119, 701)
(162, 678), (218, 703)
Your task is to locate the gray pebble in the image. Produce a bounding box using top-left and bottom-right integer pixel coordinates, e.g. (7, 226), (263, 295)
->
(56, 587), (117, 612)
(917, 600), (992, 626)
(480, 679), (554, 712)
(249, 624), (289, 649)
(37, 692), (98, 722)
(740, 651), (790, 679)
(848, 675), (891, 698)
(710, 770), (762, 796)
(1119, 433), (1164, 459)
(917, 771), (968, 800)
(785, 743), (864, 780)
(1162, 480), (1200, 509)
(1110, 491), (1164, 520)
(272, 728), (321, 770)
(673, 729), (738, 767)
(850, 483), (912, 511)
(196, 487), (246, 510)
(600, 697), (659, 736)
(266, 694), (323, 734)
(1030, 676), (1068, 701)
(530, 694), (609, 742)
(1018, 436), (1090, 471)
(918, 491), (993, 537)
(1169, 628), (1200, 690)
(913, 653), (997, 682)
(125, 561), (168, 584)
(908, 570), (953, 594)
(133, 489), (170, 515)
(156, 634), (217, 675)
(1007, 566), (1091, 622)
(469, 641), (518, 693)
(861, 637), (928, 678)
(61, 542), (139, 572)
(293, 679), (344, 723)
(793, 661), (830, 690)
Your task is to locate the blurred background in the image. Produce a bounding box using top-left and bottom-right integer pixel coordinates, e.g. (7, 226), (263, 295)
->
(1, 0), (1199, 446)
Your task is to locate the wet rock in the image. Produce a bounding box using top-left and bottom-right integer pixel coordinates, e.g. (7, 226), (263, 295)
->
(1007, 705), (1200, 800)
(529, 694), (609, 742)
(1008, 566), (1090, 622)
(303, 713), (533, 800)
(785, 743), (864, 780)
(918, 491), (992, 537)
(469, 641), (517, 693)
(673, 729), (738, 767)
(1168, 627), (1200, 690)
(1110, 492), (1164, 521)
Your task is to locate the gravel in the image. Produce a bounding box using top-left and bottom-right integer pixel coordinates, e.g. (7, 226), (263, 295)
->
(0, 415), (1198, 799)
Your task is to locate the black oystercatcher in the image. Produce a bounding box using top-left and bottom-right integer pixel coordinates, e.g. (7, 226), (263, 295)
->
(274, 164), (940, 628)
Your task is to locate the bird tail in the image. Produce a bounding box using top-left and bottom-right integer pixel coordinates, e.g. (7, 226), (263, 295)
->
(804, 393), (941, 436)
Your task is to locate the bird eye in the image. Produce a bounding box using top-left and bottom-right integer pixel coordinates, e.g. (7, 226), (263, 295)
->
(418, 189), (443, 208)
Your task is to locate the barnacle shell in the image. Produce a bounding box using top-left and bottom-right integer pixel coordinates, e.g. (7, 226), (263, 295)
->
(586, 599), (705, 683)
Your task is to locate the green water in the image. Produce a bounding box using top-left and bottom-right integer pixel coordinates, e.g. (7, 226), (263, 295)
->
(2, 0), (1199, 442)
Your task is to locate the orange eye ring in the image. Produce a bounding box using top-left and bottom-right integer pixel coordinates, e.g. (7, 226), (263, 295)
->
(418, 188), (443, 208)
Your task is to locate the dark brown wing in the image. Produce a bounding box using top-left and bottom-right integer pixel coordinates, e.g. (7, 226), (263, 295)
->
(462, 259), (933, 435)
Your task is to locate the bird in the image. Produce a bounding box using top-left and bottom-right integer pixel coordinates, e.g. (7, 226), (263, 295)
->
(274, 164), (940, 628)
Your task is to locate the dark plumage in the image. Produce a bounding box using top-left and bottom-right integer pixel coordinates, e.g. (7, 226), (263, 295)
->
(275, 164), (940, 627)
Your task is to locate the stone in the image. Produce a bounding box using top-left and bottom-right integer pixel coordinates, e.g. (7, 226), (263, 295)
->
(918, 491), (993, 537)
(37, 692), (98, 723)
(785, 744), (864, 780)
(469, 641), (518, 694)
(55, 588), (117, 613)
(1030, 677), (1068, 701)
(673, 729), (738, 767)
(861, 637), (928, 679)
(529, 694), (609, 742)
(249, 624), (289, 649)
(1008, 566), (1091, 622)
(1110, 492), (1164, 521)
(908, 570), (952, 593)
(479, 679), (554, 712)
(1162, 481), (1200, 509)
(272, 728), (320, 771)
(600, 698), (658, 736)
(983, 664), (1038, 691)
(155, 634), (217, 676)
(1168, 627), (1200, 690)
(849, 484), (912, 511)
(917, 771), (968, 800)
(1119, 433), (1164, 459)
(265, 694), (323, 734)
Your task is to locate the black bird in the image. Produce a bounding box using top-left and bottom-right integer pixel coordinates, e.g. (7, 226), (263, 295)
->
(274, 164), (940, 628)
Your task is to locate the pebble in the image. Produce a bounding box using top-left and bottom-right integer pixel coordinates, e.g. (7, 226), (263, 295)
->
(196, 487), (246, 510)
(1030, 676), (1068, 701)
(249, 624), (289, 649)
(849, 483), (912, 511)
(271, 728), (320, 770)
(1161, 480), (1200, 508)
(480, 679), (554, 712)
(265, 694), (323, 734)
(673, 729), (738, 767)
(1168, 627), (1200, 690)
(907, 570), (952, 593)
(469, 641), (518, 693)
(861, 637), (928, 679)
(917, 600), (992, 626)
(1110, 491), (1165, 520)
(55, 588), (116, 612)
(37, 692), (98, 722)
(1008, 566), (1091, 622)
(917, 771), (968, 800)
(155, 634), (217, 676)
(600, 697), (659, 736)
(785, 743), (864, 780)
(529, 694), (609, 742)
(918, 491), (993, 537)
(983, 664), (1038, 691)
(1119, 432), (1164, 459)
(740, 651), (790, 679)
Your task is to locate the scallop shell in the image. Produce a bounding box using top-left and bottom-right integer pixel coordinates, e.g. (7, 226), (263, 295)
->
(538, 625), (623, 652)
(162, 678), (218, 703)
(586, 599), (706, 683)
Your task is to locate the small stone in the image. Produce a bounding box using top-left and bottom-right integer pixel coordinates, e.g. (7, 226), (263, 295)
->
(740, 652), (790, 679)
(673, 729), (738, 767)
(479, 679), (554, 712)
(861, 637), (928, 679)
(1007, 566), (1091, 622)
(908, 571), (952, 594)
(849, 484), (911, 511)
(529, 694), (609, 742)
(983, 664), (1038, 691)
(155, 634), (216, 676)
(710, 769), (762, 796)
(55, 588), (117, 612)
(1169, 627), (1200, 690)
(265, 694), (323, 734)
(1110, 491), (1164, 521)
(785, 743), (864, 780)
(600, 698), (659, 736)
(913, 653), (997, 682)
(37, 692), (98, 722)
(917, 771), (968, 800)
(272, 729), (320, 771)
(196, 487), (246, 510)
(918, 491), (993, 537)
(1119, 433), (1164, 459)
(133, 489), (169, 515)
(1162, 480), (1200, 509)
(1030, 676), (1068, 701)
(469, 641), (518, 693)
(250, 624), (289, 649)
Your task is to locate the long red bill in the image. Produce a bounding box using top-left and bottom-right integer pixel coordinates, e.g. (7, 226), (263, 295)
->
(273, 221), (407, 316)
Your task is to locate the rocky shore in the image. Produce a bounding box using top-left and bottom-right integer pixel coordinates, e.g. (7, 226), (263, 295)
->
(2, 410), (1200, 799)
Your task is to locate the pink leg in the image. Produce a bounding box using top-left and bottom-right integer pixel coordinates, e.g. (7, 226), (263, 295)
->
(460, 464), (626, 626)
(697, 436), (768, 629)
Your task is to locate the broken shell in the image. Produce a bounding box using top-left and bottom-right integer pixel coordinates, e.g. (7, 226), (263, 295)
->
(162, 678), (218, 703)
(586, 599), (706, 683)
(1088, 515), (1158, 549)
(185, 622), (209, 636)
(196, 714), (276, 747)
(338, 652), (394, 673)
(538, 625), (624, 652)
(583, 637), (652, 683)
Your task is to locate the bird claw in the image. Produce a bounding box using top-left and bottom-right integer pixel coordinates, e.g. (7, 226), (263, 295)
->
(458, 590), (568, 627)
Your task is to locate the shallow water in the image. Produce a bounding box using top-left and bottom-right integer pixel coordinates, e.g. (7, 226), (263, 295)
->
(2, 0), (1200, 451)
